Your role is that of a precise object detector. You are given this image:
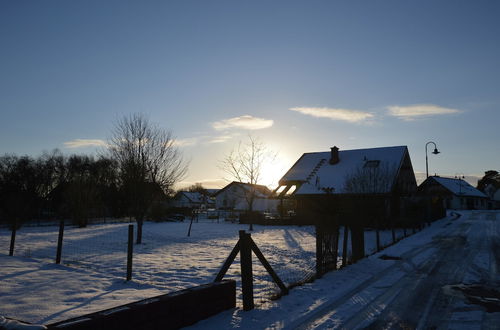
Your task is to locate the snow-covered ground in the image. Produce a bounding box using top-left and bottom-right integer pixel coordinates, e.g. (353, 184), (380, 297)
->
(2, 211), (498, 328)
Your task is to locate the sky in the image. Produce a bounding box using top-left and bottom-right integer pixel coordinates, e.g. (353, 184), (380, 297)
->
(1, 0), (499, 189)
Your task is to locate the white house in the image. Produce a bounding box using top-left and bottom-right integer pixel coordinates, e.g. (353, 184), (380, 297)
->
(214, 181), (278, 212)
(418, 176), (489, 210)
(172, 191), (214, 210)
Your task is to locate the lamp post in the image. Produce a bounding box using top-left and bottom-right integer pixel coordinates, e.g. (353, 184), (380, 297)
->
(425, 141), (440, 178)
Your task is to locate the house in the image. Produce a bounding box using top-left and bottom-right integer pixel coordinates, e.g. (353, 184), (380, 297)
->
(171, 191), (214, 210)
(275, 145), (419, 264)
(214, 181), (278, 212)
(275, 145), (418, 224)
(418, 176), (489, 210)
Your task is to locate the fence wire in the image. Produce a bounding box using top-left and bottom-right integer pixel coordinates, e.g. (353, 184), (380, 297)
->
(1, 218), (424, 308)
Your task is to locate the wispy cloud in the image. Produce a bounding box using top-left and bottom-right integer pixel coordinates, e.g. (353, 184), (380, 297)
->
(206, 135), (234, 144)
(177, 178), (227, 189)
(64, 139), (107, 149)
(387, 104), (462, 120)
(173, 138), (198, 147)
(289, 107), (374, 123)
(212, 115), (274, 131)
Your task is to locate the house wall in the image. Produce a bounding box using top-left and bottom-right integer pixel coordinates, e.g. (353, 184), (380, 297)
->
(215, 185), (277, 212)
(445, 196), (488, 210)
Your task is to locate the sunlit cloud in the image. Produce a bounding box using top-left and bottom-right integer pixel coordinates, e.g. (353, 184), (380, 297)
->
(173, 138), (198, 147)
(387, 104), (462, 120)
(177, 178), (227, 189)
(212, 115), (274, 131)
(64, 139), (107, 149)
(206, 135), (234, 144)
(289, 107), (374, 123)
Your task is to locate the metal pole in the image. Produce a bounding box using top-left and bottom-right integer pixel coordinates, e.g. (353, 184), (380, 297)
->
(426, 152), (429, 178)
(126, 225), (134, 281)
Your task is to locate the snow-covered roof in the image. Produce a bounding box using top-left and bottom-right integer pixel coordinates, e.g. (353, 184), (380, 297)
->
(214, 181), (272, 198)
(279, 146), (409, 195)
(427, 177), (488, 198)
(177, 191), (205, 203)
(206, 189), (219, 196)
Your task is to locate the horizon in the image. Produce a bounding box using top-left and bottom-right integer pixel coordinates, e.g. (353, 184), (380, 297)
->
(1, 1), (499, 190)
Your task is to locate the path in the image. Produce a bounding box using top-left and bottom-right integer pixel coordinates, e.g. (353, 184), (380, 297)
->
(292, 211), (500, 329)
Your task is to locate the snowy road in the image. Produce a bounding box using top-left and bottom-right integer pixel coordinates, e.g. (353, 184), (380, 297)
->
(292, 211), (500, 329)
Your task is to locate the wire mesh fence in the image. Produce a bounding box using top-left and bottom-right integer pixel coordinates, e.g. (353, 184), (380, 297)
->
(1, 217), (426, 308)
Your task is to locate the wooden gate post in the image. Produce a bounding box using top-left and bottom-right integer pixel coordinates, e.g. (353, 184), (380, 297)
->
(55, 220), (65, 264)
(239, 230), (254, 311)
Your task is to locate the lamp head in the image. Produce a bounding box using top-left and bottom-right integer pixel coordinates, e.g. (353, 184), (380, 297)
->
(432, 148), (440, 155)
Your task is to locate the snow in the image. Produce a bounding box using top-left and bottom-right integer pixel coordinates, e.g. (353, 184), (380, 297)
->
(1, 211), (498, 328)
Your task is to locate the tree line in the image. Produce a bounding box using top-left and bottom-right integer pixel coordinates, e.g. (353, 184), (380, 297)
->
(0, 114), (188, 243)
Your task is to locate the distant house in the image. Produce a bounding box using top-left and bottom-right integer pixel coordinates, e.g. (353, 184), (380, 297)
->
(206, 189), (220, 198)
(275, 145), (418, 223)
(172, 191), (214, 210)
(214, 181), (278, 212)
(418, 176), (489, 210)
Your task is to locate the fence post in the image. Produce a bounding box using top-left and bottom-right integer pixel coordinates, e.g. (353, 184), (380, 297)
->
(239, 230), (254, 311)
(376, 227), (381, 252)
(342, 226), (349, 267)
(55, 220), (65, 264)
(315, 226), (324, 277)
(9, 226), (16, 256)
(126, 224), (134, 281)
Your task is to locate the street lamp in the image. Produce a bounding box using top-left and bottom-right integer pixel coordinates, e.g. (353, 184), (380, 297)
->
(425, 141), (440, 178)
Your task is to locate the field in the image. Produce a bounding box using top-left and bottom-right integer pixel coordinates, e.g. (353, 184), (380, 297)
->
(1, 217), (412, 325)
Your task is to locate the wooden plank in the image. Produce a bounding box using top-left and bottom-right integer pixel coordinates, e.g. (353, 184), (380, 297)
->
(214, 241), (240, 282)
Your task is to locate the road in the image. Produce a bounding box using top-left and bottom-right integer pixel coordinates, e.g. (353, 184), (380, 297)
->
(292, 211), (500, 329)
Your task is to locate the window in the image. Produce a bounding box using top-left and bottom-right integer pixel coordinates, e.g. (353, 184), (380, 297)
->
(364, 160), (380, 168)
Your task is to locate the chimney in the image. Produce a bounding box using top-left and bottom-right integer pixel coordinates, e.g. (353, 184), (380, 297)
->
(330, 146), (339, 165)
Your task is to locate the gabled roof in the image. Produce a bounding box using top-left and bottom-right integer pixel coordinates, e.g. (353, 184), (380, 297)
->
(278, 146), (410, 195)
(206, 189), (219, 196)
(424, 176), (488, 198)
(175, 191), (205, 203)
(214, 181), (272, 198)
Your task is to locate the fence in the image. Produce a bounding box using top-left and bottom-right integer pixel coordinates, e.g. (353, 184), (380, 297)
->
(1, 215), (429, 309)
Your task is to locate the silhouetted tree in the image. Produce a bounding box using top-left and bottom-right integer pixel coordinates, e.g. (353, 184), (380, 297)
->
(477, 170), (500, 199)
(0, 155), (42, 229)
(219, 135), (275, 212)
(108, 113), (188, 243)
(187, 182), (208, 194)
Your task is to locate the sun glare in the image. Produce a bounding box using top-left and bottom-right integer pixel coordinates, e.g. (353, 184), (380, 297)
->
(260, 158), (290, 189)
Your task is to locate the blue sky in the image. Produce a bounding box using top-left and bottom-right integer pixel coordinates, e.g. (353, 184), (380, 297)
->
(1, 0), (499, 188)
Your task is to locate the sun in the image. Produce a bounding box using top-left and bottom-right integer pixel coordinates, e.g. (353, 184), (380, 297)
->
(260, 158), (290, 189)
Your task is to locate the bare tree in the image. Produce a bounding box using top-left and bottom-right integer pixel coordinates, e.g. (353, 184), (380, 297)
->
(219, 135), (276, 212)
(342, 162), (397, 262)
(108, 113), (188, 243)
(343, 162), (395, 194)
